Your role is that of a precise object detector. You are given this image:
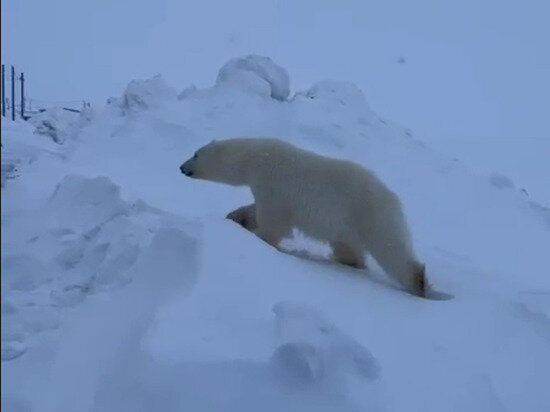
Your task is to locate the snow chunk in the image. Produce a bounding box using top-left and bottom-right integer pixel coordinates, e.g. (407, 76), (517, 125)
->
(272, 301), (381, 384)
(47, 175), (128, 230)
(28, 107), (83, 144)
(216, 55), (290, 101)
(109, 74), (177, 114)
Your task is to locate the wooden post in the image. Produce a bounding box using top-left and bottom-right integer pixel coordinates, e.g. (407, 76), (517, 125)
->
(1, 64), (5, 117)
(20, 72), (25, 119)
(11, 65), (15, 121)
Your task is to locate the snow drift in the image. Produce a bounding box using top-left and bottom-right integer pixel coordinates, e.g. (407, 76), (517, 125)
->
(217, 54), (291, 101)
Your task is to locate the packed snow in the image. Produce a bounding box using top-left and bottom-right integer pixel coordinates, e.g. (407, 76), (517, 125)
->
(1, 55), (549, 412)
(216, 55), (291, 101)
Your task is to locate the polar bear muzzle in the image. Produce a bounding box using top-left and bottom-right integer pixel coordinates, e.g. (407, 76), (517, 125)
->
(179, 161), (194, 177)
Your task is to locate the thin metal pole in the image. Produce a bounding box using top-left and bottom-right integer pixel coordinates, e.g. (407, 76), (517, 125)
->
(1, 64), (5, 117)
(11, 65), (15, 121)
(20, 72), (25, 119)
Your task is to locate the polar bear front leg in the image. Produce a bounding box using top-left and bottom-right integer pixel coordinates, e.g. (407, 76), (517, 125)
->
(330, 241), (366, 269)
(255, 205), (292, 250)
(226, 203), (257, 231)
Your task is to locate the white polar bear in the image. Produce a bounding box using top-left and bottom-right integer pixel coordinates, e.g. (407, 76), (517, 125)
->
(180, 138), (427, 297)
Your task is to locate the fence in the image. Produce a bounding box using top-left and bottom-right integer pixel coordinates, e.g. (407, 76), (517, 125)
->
(1, 64), (88, 121)
(1, 64), (25, 120)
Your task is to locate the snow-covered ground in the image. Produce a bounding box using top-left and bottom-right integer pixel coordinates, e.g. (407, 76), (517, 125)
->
(1, 56), (549, 412)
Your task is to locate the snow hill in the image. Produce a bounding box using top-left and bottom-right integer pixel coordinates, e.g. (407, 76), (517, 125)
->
(1, 55), (549, 412)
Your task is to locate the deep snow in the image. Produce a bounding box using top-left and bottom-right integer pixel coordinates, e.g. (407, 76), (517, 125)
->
(1, 55), (549, 412)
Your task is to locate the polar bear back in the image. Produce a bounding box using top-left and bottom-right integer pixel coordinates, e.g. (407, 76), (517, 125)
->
(242, 139), (410, 248)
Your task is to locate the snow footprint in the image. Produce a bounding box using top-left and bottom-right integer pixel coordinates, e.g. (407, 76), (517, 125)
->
(270, 301), (381, 386)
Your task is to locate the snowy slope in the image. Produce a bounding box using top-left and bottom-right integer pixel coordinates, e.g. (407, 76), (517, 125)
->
(1, 56), (549, 412)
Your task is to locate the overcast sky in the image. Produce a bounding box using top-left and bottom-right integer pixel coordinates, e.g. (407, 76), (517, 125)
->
(2, 0), (549, 202)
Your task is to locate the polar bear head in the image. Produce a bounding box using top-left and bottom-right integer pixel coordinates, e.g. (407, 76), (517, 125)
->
(180, 139), (252, 186)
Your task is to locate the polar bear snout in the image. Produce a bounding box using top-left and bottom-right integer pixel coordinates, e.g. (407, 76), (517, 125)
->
(179, 162), (194, 177)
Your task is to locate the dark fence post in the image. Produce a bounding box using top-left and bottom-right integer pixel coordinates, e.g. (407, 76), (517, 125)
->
(20, 72), (25, 119)
(1, 64), (5, 117)
(11, 65), (15, 121)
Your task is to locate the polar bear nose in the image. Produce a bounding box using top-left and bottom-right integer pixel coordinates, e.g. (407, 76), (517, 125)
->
(180, 163), (193, 176)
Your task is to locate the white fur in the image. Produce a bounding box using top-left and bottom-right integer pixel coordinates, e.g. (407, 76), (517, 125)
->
(180, 138), (426, 296)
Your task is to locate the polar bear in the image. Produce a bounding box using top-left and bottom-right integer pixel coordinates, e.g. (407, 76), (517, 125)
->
(180, 138), (427, 297)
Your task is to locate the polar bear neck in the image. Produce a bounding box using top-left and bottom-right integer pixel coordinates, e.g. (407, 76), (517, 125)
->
(214, 138), (298, 187)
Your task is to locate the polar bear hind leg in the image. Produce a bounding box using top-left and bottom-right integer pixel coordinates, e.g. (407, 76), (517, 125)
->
(330, 241), (366, 269)
(368, 238), (427, 297)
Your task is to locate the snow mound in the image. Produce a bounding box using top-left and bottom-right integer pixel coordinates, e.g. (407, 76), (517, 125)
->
(1, 174), (198, 361)
(272, 301), (381, 385)
(216, 54), (290, 101)
(29, 107), (91, 144)
(108, 74), (177, 114)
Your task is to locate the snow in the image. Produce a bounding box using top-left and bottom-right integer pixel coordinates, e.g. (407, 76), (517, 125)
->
(1, 173), (196, 365)
(216, 55), (291, 101)
(108, 75), (178, 115)
(2, 56), (550, 412)
(28, 107), (92, 144)
(0, 120), (69, 190)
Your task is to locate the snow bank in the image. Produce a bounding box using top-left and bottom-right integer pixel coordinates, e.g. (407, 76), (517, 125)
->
(216, 54), (290, 101)
(0, 121), (62, 189)
(1, 174), (198, 362)
(42, 228), (199, 412)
